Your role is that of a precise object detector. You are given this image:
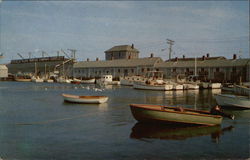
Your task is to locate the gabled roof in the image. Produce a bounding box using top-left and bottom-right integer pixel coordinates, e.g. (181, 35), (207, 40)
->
(105, 45), (139, 53)
(155, 58), (250, 68)
(74, 57), (163, 68)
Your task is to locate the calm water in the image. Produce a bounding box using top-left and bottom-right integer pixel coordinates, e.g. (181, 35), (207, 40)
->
(0, 82), (249, 160)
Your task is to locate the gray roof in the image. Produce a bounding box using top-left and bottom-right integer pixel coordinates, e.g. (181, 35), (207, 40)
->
(105, 45), (139, 53)
(74, 57), (163, 68)
(155, 58), (250, 68)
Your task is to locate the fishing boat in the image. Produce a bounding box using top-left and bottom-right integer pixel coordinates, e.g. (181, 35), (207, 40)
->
(214, 94), (250, 109)
(71, 78), (81, 84)
(81, 78), (95, 84)
(133, 71), (173, 91)
(120, 76), (146, 86)
(133, 81), (173, 91)
(62, 93), (108, 104)
(129, 104), (223, 126)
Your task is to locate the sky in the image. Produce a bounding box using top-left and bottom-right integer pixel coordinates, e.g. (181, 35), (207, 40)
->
(0, 1), (249, 63)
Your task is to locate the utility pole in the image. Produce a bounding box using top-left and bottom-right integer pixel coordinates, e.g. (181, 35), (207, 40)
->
(167, 39), (174, 60)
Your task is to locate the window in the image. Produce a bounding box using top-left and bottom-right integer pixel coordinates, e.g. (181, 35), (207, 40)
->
(216, 68), (220, 72)
(131, 69), (134, 73)
(147, 68), (150, 71)
(118, 69), (120, 73)
(141, 68), (144, 72)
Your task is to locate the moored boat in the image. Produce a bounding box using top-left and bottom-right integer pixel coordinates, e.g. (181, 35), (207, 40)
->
(214, 94), (250, 109)
(130, 104), (223, 126)
(209, 83), (222, 89)
(120, 76), (146, 86)
(81, 78), (95, 84)
(62, 93), (108, 104)
(133, 81), (173, 91)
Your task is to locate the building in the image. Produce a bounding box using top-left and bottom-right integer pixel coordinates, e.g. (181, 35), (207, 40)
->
(7, 56), (74, 77)
(73, 56), (163, 79)
(105, 44), (139, 60)
(0, 64), (8, 78)
(155, 54), (250, 83)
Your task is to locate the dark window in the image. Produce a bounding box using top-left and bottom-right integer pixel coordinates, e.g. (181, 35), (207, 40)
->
(131, 69), (134, 73)
(141, 68), (144, 72)
(147, 68), (150, 71)
(118, 69), (120, 73)
(216, 68), (220, 72)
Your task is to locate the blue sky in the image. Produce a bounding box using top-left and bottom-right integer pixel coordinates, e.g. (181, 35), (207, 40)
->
(0, 1), (249, 63)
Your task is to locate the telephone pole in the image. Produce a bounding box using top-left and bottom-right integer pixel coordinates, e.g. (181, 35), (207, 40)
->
(167, 39), (174, 60)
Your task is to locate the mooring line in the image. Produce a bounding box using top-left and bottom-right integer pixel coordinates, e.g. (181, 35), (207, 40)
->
(15, 112), (98, 125)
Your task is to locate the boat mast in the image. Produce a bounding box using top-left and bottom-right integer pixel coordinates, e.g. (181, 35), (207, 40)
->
(194, 56), (197, 76)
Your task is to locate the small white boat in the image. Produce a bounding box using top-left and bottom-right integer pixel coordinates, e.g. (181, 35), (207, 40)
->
(209, 83), (221, 89)
(200, 82), (209, 89)
(183, 83), (199, 90)
(62, 93), (108, 104)
(133, 81), (173, 91)
(214, 94), (250, 109)
(31, 77), (44, 83)
(96, 75), (119, 85)
(81, 78), (95, 84)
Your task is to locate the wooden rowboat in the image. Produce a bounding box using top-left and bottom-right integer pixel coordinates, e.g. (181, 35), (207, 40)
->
(130, 104), (223, 126)
(62, 93), (108, 104)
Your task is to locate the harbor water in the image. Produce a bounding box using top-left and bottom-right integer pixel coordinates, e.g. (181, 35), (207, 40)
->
(0, 82), (249, 159)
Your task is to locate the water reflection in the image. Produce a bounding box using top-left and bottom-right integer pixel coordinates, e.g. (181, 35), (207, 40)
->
(130, 122), (234, 143)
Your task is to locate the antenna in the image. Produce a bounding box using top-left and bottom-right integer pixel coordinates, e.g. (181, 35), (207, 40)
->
(42, 51), (50, 57)
(17, 53), (24, 59)
(60, 49), (71, 59)
(167, 39), (175, 60)
(67, 49), (77, 59)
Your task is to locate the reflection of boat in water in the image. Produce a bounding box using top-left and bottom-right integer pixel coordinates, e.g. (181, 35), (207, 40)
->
(130, 122), (233, 142)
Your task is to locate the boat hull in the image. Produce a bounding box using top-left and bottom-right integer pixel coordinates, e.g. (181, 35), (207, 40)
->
(214, 94), (250, 109)
(81, 78), (95, 84)
(130, 104), (222, 126)
(133, 83), (173, 91)
(15, 78), (31, 82)
(62, 94), (108, 104)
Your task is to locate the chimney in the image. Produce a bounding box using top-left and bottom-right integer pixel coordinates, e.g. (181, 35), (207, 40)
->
(175, 57), (178, 61)
(96, 57), (99, 61)
(131, 44), (134, 49)
(150, 53), (154, 58)
(233, 54), (237, 59)
(183, 55), (185, 59)
(202, 55), (205, 61)
(87, 58), (89, 61)
(206, 53), (210, 58)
